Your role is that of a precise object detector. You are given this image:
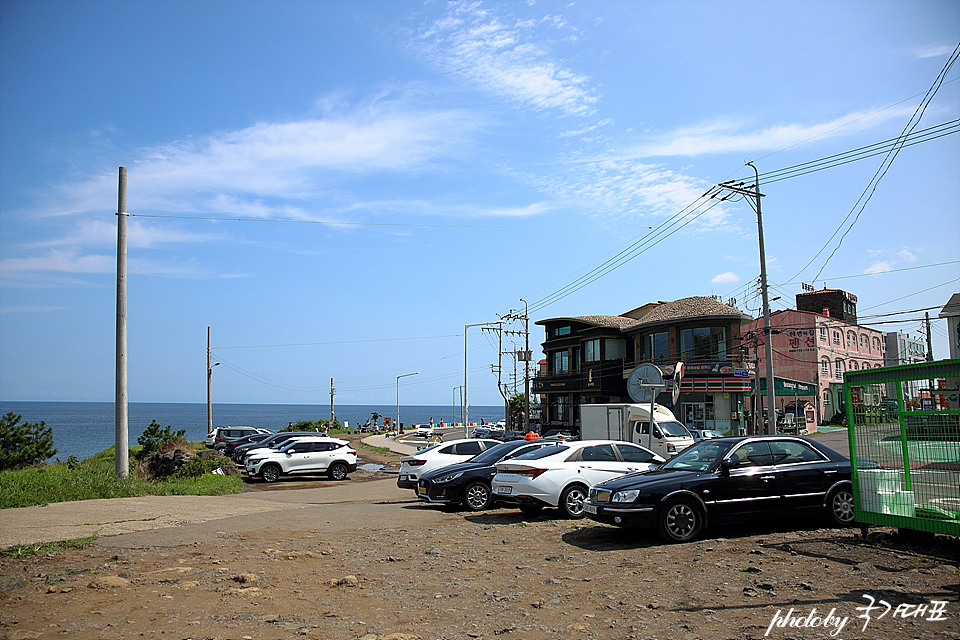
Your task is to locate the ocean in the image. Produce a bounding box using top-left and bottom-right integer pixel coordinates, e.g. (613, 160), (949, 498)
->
(0, 401), (505, 462)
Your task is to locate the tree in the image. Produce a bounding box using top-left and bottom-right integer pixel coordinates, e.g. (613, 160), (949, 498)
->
(507, 394), (527, 429)
(136, 420), (186, 460)
(0, 412), (57, 471)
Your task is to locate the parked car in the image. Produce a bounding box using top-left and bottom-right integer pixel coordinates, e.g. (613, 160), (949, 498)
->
(397, 438), (501, 489)
(584, 435), (856, 543)
(416, 440), (555, 511)
(222, 432), (274, 458)
(415, 424), (435, 438)
(542, 429), (577, 441)
(492, 440), (665, 518)
(205, 426), (272, 450)
(231, 431), (327, 464)
(245, 436), (357, 482)
(492, 430), (527, 442)
(688, 429), (724, 443)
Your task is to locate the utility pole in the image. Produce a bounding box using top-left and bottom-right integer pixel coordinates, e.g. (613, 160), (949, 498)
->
(115, 167), (129, 479)
(521, 299), (530, 433)
(207, 327), (213, 433)
(719, 165), (777, 434)
(330, 378), (335, 423)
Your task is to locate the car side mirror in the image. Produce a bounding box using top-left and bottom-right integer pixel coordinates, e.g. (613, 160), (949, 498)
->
(719, 459), (733, 476)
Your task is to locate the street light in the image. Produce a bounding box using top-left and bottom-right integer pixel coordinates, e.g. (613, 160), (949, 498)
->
(452, 385), (463, 427)
(464, 321), (504, 439)
(396, 372), (419, 436)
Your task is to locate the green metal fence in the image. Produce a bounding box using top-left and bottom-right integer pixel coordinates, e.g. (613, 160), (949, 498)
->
(844, 359), (960, 536)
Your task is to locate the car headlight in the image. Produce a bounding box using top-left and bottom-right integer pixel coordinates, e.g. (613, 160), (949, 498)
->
(612, 490), (640, 503)
(432, 471), (463, 484)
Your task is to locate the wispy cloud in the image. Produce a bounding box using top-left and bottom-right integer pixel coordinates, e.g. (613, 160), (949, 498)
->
(414, 1), (598, 116)
(864, 261), (893, 275)
(712, 272), (739, 285)
(912, 44), (957, 60)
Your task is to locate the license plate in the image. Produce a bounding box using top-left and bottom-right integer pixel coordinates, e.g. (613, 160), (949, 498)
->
(496, 486), (512, 495)
(584, 503), (598, 515)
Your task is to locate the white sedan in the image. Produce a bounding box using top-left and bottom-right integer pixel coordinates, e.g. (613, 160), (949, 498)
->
(492, 440), (664, 518)
(397, 438), (500, 490)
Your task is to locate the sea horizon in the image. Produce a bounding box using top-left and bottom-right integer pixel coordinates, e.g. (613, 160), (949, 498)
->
(0, 400), (506, 462)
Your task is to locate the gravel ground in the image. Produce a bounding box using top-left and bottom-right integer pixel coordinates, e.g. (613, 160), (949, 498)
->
(1, 436), (958, 640)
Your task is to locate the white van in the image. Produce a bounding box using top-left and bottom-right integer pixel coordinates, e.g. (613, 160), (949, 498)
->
(579, 403), (694, 459)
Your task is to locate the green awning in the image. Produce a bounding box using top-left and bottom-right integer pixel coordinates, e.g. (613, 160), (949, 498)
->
(754, 377), (817, 396)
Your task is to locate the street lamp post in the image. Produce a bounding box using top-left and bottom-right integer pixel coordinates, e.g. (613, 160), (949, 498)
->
(464, 321), (504, 439)
(396, 372), (419, 436)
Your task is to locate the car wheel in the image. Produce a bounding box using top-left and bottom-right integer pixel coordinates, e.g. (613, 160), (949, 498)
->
(657, 498), (703, 543)
(519, 504), (543, 515)
(260, 464), (282, 483)
(559, 484), (588, 519)
(328, 462), (349, 481)
(462, 481), (492, 511)
(827, 486), (855, 526)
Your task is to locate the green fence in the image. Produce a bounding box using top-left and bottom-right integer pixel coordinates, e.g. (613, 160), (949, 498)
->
(844, 359), (960, 536)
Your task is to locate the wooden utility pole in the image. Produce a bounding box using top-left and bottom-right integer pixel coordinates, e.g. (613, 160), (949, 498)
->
(115, 167), (129, 478)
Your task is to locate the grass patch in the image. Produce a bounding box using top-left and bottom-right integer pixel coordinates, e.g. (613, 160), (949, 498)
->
(358, 442), (399, 457)
(0, 444), (242, 510)
(1, 535), (98, 558)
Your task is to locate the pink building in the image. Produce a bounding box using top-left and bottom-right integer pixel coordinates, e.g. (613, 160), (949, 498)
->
(742, 306), (885, 424)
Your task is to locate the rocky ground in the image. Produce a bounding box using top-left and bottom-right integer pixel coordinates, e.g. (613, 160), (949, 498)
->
(1, 437), (958, 640)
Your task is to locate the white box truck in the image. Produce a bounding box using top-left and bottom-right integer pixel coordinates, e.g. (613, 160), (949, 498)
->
(579, 403), (695, 459)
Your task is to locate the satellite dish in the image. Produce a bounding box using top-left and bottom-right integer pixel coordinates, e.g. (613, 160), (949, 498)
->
(672, 362), (684, 405)
(627, 364), (664, 403)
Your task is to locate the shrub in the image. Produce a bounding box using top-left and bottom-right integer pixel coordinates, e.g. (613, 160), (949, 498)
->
(136, 420), (186, 460)
(0, 412), (57, 471)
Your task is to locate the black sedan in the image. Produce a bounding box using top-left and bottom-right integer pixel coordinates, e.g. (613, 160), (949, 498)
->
(416, 440), (554, 511)
(221, 432), (274, 459)
(585, 435), (856, 543)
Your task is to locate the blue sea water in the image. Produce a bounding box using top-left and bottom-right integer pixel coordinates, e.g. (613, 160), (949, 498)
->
(0, 401), (504, 462)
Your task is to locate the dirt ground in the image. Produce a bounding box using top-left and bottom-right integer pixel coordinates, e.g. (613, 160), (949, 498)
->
(1, 437), (958, 640)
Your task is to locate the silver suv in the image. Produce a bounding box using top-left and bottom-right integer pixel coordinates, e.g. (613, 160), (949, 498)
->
(205, 426), (271, 450)
(245, 436), (357, 482)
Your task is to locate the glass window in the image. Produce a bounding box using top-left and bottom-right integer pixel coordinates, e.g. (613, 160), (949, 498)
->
(454, 441), (483, 455)
(850, 361), (858, 370)
(823, 390), (831, 406)
(580, 444), (617, 462)
(769, 440), (824, 464)
(615, 444), (658, 463)
(730, 441), (774, 468)
(681, 326), (726, 360)
(835, 359), (844, 379)
(641, 331), (670, 363)
(847, 331), (855, 346)
(549, 395), (570, 422)
(819, 327), (827, 341)
(833, 331), (841, 344)
(604, 338), (626, 360)
(821, 359), (830, 376)
(552, 350), (569, 373)
(583, 339), (600, 362)
(554, 326), (571, 337)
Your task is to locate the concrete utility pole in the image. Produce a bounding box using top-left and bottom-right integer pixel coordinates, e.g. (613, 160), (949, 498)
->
(115, 167), (129, 478)
(207, 327), (213, 433)
(330, 378), (335, 423)
(521, 298), (531, 433)
(719, 165), (777, 434)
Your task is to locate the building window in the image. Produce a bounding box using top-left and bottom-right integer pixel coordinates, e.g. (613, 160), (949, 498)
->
(833, 331), (841, 344)
(552, 350), (570, 373)
(583, 339), (600, 363)
(819, 327), (827, 341)
(640, 331), (670, 363)
(823, 390), (831, 406)
(860, 334), (868, 349)
(821, 359), (830, 376)
(549, 395), (570, 422)
(850, 361), (858, 371)
(681, 327), (727, 360)
(835, 359), (844, 379)
(604, 338), (626, 360)
(554, 326), (571, 337)
(847, 331), (855, 347)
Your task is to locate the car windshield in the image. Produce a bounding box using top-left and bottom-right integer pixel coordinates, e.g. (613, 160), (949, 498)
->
(662, 441), (735, 471)
(511, 444), (568, 460)
(658, 421), (692, 437)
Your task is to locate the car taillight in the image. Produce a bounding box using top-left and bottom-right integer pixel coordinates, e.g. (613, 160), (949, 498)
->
(515, 468), (547, 479)
(407, 460), (427, 466)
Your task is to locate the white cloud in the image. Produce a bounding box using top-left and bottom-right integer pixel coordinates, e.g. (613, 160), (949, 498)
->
(912, 44), (957, 60)
(864, 261), (893, 274)
(415, 1), (598, 116)
(897, 248), (917, 263)
(711, 272), (739, 285)
(627, 107), (917, 157)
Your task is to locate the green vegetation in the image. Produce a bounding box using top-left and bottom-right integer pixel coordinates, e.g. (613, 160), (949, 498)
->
(0, 412), (58, 471)
(1, 535), (98, 559)
(135, 419), (186, 460)
(0, 445), (242, 510)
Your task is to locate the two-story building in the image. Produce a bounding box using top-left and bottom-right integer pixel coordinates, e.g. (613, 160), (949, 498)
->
(532, 296), (753, 435)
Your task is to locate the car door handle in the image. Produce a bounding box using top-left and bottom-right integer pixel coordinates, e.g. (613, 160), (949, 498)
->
(824, 470), (838, 474)
(761, 475), (776, 482)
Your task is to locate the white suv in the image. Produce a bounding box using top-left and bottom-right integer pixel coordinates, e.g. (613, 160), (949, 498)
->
(245, 436), (357, 482)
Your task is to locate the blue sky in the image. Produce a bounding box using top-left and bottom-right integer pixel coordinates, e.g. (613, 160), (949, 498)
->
(1, 0), (958, 408)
